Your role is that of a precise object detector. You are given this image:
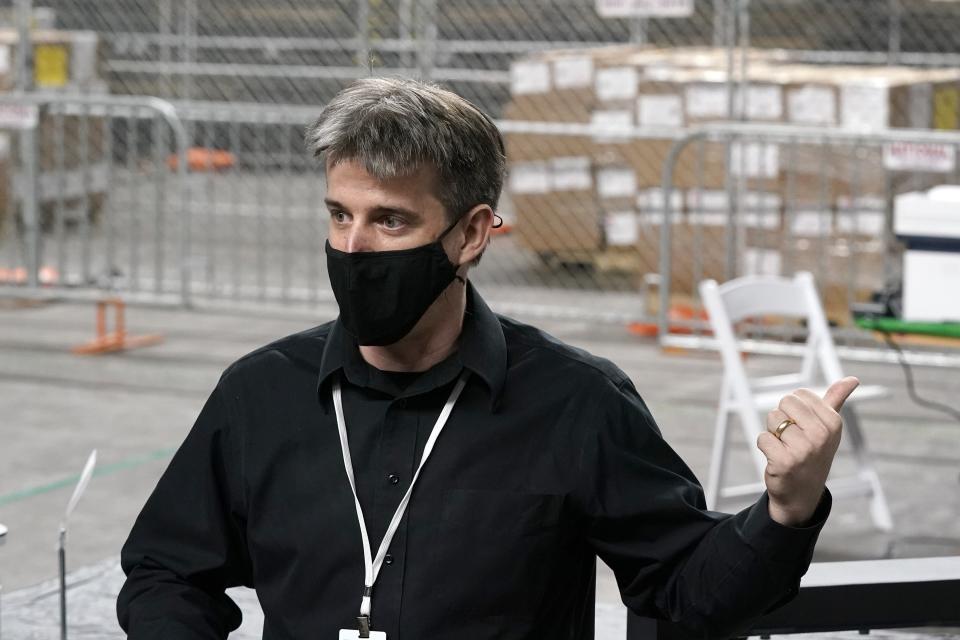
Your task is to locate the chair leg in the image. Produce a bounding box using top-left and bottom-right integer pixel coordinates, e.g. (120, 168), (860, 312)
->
(841, 405), (894, 532)
(741, 410), (770, 482)
(706, 399), (730, 511)
(866, 469), (894, 532)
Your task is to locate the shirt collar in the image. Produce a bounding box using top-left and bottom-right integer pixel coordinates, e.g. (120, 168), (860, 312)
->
(317, 282), (507, 411)
(460, 283), (507, 411)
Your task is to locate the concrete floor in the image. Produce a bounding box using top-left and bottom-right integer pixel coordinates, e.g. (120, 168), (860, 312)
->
(1, 294), (959, 637)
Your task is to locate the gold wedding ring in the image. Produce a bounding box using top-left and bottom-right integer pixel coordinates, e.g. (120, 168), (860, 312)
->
(774, 419), (796, 440)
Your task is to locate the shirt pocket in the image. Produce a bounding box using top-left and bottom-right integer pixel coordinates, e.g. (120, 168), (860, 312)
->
(440, 488), (564, 537)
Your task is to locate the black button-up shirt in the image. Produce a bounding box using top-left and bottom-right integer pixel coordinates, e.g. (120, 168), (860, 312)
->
(118, 285), (829, 639)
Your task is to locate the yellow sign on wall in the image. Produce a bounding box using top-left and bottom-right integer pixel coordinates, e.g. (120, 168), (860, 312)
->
(34, 44), (69, 87)
(934, 87), (959, 130)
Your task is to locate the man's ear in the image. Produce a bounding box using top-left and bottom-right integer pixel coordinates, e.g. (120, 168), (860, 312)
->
(454, 204), (494, 266)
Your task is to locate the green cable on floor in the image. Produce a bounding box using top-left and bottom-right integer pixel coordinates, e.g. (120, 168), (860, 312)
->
(855, 316), (960, 339)
(0, 447), (175, 508)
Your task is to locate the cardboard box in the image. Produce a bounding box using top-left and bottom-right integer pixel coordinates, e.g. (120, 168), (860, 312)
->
(505, 131), (595, 163)
(676, 68), (785, 125)
(503, 45), (960, 275)
(775, 237), (886, 322)
(503, 90), (594, 123)
(626, 221), (730, 295)
(514, 191), (601, 254)
(835, 66), (960, 130)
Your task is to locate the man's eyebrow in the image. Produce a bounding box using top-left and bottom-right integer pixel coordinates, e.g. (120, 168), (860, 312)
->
(372, 205), (422, 218)
(324, 198), (422, 219)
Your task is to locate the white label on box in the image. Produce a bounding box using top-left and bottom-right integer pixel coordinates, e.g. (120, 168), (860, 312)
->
(745, 85), (783, 120)
(637, 94), (683, 128)
(0, 45), (10, 76)
(605, 211), (639, 246)
(0, 104), (39, 129)
(597, 167), (637, 198)
(550, 156), (592, 191)
(743, 191), (783, 210)
(596, 67), (638, 101)
(836, 211), (885, 236)
(883, 142), (956, 173)
(742, 212), (780, 229)
(791, 210), (830, 237)
(553, 56), (594, 89)
(686, 83), (729, 119)
(837, 195), (886, 235)
(590, 109), (633, 142)
(688, 211), (728, 226)
(596, 0), (694, 17)
(510, 61), (551, 95)
(637, 187), (683, 212)
(744, 248), (782, 277)
(859, 212), (886, 236)
(731, 142), (779, 178)
(788, 85), (836, 125)
(909, 83), (933, 128)
(838, 195), (885, 212)
(509, 162), (550, 194)
(71, 32), (99, 84)
(841, 85), (889, 130)
(638, 211), (665, 228)
(688, 189), (728, 210)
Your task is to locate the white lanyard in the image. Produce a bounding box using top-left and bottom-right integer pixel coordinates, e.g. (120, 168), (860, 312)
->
(332, 371), (470, 633)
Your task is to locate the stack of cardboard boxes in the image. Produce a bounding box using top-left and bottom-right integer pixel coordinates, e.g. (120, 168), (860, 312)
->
(0, 28), (108, 236)
(504, 46), (960, 314)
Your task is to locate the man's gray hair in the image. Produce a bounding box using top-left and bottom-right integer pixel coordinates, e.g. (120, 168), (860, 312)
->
(305, 77), (506, 221)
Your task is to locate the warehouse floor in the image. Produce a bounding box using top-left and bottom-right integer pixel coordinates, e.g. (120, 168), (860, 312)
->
(1, 295), (958, 638)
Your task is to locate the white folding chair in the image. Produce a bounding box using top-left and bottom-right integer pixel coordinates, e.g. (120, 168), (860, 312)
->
(699, 271), (893, 531)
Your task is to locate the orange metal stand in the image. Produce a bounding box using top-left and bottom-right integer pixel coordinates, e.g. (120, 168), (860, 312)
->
(72, 298), (164, 355)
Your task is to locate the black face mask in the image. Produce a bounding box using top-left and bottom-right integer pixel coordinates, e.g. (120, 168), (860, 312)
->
(325, 218), (464, 346)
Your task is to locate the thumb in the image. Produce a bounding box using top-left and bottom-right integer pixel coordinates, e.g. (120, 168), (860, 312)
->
(823, 376), (860, 411)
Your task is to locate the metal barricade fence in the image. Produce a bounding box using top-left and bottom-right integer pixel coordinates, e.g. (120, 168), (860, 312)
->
(169, 102), (328, 307)
(0, 94), (189, 305)
(5, 97), (960, 361)
(164, 110), (685, 322)
(82, 104), (671, 322)
(657, 123), (960, 368)
(0, 97), (679, 323)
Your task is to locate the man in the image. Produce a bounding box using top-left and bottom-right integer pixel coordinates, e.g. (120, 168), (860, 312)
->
(118, 77), (852, 639)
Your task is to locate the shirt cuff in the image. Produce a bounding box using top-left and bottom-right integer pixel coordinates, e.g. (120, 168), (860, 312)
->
(738, 489), (832, 565)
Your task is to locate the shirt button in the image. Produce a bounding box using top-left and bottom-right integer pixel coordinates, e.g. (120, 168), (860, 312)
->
(388, 474), (399, 485)
(384, 554), (394, 565)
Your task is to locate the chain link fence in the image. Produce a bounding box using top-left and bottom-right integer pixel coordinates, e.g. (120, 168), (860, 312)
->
(1, 0), (959, 340)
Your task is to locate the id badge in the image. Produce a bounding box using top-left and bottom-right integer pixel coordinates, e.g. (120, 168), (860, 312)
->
(339, 631), (386, 640)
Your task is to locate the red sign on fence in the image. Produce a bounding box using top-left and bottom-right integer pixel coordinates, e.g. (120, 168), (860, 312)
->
(883, 142), (956, 173)
(0, 104), (39, 129)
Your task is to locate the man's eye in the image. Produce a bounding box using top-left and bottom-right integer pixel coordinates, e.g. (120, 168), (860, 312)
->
(382, 215), (404, 230)
(330, 211), (348, 223)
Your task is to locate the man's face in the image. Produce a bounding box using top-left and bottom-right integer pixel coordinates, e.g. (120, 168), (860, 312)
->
(325, 159), (452, 254)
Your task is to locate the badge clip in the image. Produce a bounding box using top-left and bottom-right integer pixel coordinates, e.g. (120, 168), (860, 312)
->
(357, 615), (371, 639)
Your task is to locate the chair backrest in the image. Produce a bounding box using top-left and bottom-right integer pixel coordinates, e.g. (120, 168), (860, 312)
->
(699, 271), (845, 389)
